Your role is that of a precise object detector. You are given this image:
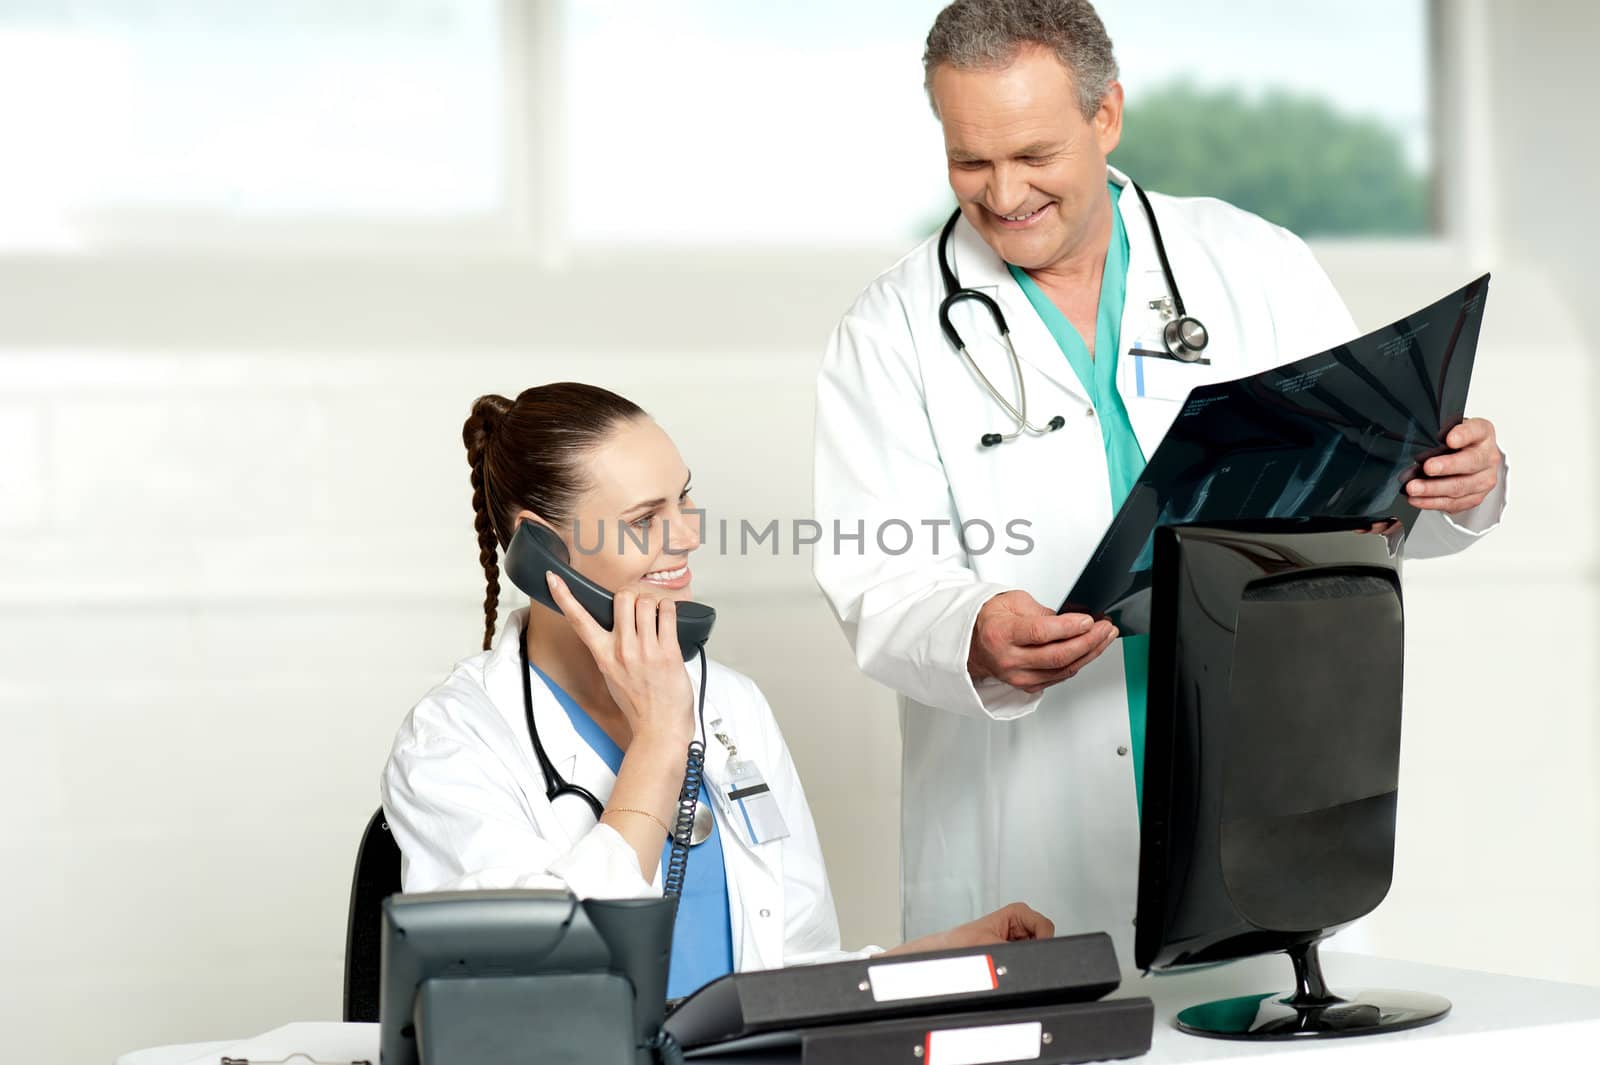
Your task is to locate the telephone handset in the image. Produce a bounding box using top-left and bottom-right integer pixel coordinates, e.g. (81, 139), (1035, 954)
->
(503, 518), (715, 902)
(503, 521), (716, 661)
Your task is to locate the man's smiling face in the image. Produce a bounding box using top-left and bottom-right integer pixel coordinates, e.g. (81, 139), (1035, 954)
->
(932, 43), (1123, 271)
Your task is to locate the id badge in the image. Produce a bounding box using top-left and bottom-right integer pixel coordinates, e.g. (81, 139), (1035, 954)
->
(1126, 291), (1211, 400)
(1126, 334), (1208, 401)
(726, 758), (789, 845)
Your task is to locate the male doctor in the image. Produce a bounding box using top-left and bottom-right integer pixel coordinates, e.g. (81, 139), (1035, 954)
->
(812, 0), (1507, 960)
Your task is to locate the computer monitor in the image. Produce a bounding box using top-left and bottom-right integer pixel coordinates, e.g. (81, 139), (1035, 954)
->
(1134, 518), (1451, 1039)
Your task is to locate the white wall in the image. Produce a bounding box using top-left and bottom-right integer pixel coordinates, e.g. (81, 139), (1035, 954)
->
(1323, 258), (1599, 983)
(1, 3), (1597, 1064)
(1349, 0), (1600, 983)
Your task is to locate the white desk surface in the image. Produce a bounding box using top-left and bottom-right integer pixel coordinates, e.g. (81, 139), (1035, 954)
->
(117, 952), (1600, 1065)
(1124, 951), (1600, 1063)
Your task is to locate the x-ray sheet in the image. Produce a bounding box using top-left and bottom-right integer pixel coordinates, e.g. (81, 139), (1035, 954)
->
(1060, 273), (1489, 634)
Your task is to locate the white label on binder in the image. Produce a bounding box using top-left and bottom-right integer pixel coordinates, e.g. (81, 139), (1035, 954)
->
(925, 1021), (1043, 1065)
(866, 953), (996, 1002)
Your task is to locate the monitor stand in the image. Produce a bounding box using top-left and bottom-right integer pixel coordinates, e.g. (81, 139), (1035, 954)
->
(1175, 940), (1451, 1040)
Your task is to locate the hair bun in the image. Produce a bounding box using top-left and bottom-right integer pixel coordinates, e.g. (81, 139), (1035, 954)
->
(463, 393), (514, 457)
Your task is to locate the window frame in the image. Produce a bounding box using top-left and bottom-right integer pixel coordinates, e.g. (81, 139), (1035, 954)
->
(0, 0), (1483, 341)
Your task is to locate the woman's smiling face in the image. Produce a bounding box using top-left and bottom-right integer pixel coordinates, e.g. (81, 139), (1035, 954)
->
(520, 416), (702, 601)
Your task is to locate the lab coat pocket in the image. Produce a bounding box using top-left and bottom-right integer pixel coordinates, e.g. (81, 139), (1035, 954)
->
(1125, 349), (1210, 403)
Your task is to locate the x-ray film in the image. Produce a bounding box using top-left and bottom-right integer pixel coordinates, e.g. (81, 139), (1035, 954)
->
(1060, 273), (1490, 634)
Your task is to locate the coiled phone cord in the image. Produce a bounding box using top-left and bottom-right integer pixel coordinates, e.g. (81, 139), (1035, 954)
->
(648, 1030), (686, 1065)
(661, 645), (709, 901)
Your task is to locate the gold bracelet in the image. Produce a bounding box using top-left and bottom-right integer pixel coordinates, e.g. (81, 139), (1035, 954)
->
(608, 807), (672, 838)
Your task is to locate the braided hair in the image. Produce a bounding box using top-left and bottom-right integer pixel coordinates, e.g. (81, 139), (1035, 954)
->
(462, 383), (647, 650)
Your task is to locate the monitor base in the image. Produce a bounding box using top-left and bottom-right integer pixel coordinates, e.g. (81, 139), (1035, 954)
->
(1175, 941), (1451, 1040)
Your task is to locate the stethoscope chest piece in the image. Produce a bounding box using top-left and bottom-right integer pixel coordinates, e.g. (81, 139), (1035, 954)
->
(690, 802), (714, 846)
(1163, 315), (1210, 362)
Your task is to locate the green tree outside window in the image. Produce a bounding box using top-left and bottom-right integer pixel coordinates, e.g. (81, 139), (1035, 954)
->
(1111, 82), (1428, 238)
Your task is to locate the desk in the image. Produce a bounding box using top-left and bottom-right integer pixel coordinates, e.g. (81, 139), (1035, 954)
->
(1128, 952), (1599, 1062)
(117, 952), (1600, 1065)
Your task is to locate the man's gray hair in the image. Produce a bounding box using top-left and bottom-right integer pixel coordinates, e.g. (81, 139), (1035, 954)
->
(923, 0), (1119, 120)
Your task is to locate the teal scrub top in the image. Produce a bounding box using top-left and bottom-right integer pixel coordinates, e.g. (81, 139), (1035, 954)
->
(530, 664), (735, 999)
(1007, 180), (1151, 810)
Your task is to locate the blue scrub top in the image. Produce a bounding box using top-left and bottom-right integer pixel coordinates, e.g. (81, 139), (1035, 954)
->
(1007, 179), (1152, 810)
(531, 664), (735, 999)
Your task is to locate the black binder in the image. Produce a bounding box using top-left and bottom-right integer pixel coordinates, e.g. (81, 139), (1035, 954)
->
(684, 999), (1155, 1064)
(664, 933), (1122, 1050)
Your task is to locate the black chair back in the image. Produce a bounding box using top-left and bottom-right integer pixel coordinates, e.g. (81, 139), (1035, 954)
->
(344, 807), (404, 1022)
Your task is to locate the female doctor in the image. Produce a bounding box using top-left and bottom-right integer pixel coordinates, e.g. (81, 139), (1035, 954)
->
(382, 382), (1053, 999)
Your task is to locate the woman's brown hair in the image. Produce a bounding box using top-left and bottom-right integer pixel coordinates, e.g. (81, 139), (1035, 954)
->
(462, 383), (647, 650)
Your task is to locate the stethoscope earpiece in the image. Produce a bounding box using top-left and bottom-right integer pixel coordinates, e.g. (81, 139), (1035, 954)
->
(980, 413), (1062, 448)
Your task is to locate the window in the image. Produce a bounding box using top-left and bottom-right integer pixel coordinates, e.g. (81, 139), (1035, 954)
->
(1106, 0), (1434, 238)
(0, 0), (505, 250)
(566, 0), (1436, 246)
(562, 0), (950, 247)
(0, 1), (1435, 253)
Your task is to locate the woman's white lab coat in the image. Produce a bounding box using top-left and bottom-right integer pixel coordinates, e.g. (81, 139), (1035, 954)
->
(811, 166), (1507, 963)
(382, 607), (861, 971)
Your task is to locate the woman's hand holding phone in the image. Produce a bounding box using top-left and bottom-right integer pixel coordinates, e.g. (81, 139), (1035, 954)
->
(546, 572), (696, 879)
(546, 573), (695, 746)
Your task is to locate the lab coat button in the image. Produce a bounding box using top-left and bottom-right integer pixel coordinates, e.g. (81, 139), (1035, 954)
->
(1116, 745), (1129, 756)
(1086, 407), (1097, 418)
(759, 908), (771, 918)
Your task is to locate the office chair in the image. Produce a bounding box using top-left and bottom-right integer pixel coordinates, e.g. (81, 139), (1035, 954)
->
(344, 807), (404, 1023)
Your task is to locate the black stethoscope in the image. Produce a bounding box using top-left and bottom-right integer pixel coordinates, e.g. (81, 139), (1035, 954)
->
(519, 623), (714, 846)
(938, 179), (1210, 448)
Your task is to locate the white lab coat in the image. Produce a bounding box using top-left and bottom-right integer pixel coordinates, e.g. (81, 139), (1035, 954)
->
(382, 608), (865, 971)
(812, 165), (1507, 962)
